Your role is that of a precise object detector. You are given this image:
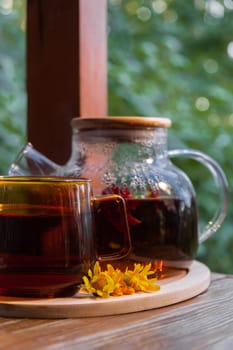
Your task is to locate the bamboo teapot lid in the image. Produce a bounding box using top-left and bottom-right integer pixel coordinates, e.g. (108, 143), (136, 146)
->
(71, 117), (172, 130)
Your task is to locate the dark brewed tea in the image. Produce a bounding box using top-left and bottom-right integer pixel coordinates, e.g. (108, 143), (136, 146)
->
(99, 189), (198, 269)
(0, 205), (94, 297)
(125, 197), (198, 266)
(93, 198), (130, 258)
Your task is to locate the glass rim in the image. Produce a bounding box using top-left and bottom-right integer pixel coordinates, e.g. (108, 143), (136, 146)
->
(0, 176), (92, 185)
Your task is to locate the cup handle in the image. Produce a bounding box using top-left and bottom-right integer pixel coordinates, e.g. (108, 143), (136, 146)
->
(168, 149), (229, 243)
(92, 194), (131, 260)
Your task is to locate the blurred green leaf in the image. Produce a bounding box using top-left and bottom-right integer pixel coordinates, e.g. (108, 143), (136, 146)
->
(0, 0), (26, 174)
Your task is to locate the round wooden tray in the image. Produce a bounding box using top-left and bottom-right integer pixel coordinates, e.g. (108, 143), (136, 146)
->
(0, 260), (210, 319)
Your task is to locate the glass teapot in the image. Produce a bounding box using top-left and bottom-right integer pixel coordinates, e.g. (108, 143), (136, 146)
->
(9, 117), (228, 269)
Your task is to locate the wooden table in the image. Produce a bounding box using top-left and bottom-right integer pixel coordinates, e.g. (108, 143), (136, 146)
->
(0, 272), (232, 349)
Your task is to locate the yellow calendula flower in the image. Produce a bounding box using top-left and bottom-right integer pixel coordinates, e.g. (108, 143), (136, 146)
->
(82, 262), (160, 298)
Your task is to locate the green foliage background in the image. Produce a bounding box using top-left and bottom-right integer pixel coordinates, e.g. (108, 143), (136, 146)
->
(1, 0), (233, 273)
(0, 0), (26, 173)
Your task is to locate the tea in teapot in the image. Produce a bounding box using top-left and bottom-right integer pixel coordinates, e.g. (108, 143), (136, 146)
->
(9, 117), (228, 270)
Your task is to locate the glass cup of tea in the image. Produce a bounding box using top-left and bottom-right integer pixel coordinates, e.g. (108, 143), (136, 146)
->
(0, 176), (131, 298)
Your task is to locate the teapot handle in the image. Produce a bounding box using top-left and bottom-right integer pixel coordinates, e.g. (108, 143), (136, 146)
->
(168, 149), (229, 243)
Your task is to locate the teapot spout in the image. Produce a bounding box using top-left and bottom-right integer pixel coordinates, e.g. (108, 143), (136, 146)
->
(8, 142), (63, 176)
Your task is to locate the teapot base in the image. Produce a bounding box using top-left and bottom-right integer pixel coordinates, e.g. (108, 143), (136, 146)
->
(100, 256), (193, 280)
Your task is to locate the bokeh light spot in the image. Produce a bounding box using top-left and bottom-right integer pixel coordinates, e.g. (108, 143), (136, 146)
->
(152, 0), (167, 14)
(227, 42), (233, 58)
(125, 1), (138, 15)
(195, 97), (210, 111)
(224, 0), (233, 10)
(163, 9), (178, 22)
(0, 0), (13, 15)
(206, 0), (225, 18)
(137, 6), (152, 21)
(203, 58), (219, 73)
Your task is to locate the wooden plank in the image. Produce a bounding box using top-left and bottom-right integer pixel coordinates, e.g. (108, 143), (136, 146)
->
(0, 272), (233, 349)
(27, 0), (107, 164)
(79, 0), (107, 117)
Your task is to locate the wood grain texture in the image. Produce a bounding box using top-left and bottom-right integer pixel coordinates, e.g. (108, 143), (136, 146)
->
(79, 0), (107, 117)
(0, 272), (232, 349)
(27, 0), (107, 164)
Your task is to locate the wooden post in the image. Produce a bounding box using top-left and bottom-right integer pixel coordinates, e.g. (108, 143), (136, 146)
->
(27, 0), (107, 164)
